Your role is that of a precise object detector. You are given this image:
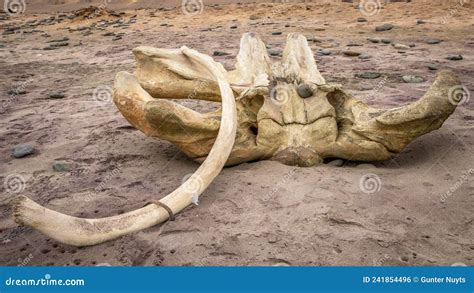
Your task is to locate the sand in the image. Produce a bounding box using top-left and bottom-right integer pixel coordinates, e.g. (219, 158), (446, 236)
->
(0, 0), (473, 266)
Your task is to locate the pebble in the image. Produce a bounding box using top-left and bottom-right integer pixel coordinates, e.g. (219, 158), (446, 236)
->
(297, 84), (313, 98)
(318, 49), (331, 56)
(12, 144), (35, 158)
(52, 161), (72, 172)
(446, 54), (463, 61)
(358, 53), (370, 59)
(375, 23), (394, 32)
(355, 72), (381, 79)
(230, 25), (238, 29)
(213, 51), (230, 56)
(268, 49), (282, 57)
(426, 38), (442, 44)
(393, 43), (410, 50)
(343, 50), (361, 57)
(367, 38), (381, 43)
(381, 39), (392, 44)
(327, 159), (344, 167)
(427, 64), (439, 71)
(402, 75), (425, 83)
(357, 17), (368, 23)
(271, 31), (282, 35)
(48, 92), (65, 99)
(416, 19), (426, 25)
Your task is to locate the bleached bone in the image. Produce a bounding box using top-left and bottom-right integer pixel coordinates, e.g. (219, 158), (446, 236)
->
(12, 46), (237, 246)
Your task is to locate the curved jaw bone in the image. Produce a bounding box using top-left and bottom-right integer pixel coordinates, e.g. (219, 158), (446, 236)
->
(12, 47), (238, 246)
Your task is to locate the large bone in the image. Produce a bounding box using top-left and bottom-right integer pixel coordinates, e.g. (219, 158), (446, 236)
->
(11, 46), (238, 246)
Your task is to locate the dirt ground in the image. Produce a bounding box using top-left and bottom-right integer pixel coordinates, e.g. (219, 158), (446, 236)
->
(0, 0), (473, 266)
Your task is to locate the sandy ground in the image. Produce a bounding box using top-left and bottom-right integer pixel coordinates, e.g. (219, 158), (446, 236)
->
(0, 1), (473, 266)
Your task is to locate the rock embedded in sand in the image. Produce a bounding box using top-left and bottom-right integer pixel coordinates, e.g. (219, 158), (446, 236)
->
(393, 43), (410, 50)
(213, 51), (230, 56)
(358, 53), (370, 59)
(427, 64), (439, 71)
(425, 38), (442, 45)
(48, 92), (65, 99)
(343, 50), (361, 57)
(446, 54), (463, 61)
(327, 159), (344, 167)
(52, 161), (72, 172)
(381, 39), (392, 44)
(357, 17), (368, 23)
(403, 75), (425, 83)
(355, 72), (382, 79)
(318, 49), (331, 56)
(375, 23), (394, 32)
(12, 144), (35, 158)
(272, 31), (283, 35)
(367, 37), (381, 43)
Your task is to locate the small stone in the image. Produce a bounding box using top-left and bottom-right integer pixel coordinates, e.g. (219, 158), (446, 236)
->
(355, 72), (381, 79)
(230, 25), (238, 29)
(12, 144), (35, 158)
(213, 51), (230, 56)
(343, 50), (361, 57)
(318, 49), (331, 56)
(357, 17), (368, 23)
(446, 54), (463, 61)
(249, 14), (260, 20)
(375, 23), (394, 32)
(358, 53), (370, 60)
(48, 92), (65, 99)
(393, 43), (410, 50)
(425, 38), (442, 45)
(327, 159), (344, 167)
(381, 39), (392, 44)
(52, 161), (72, 172)
(427, 64), (439, 71)
(271, 31), (282, 35)
(402, 75), (425, 83)
(367, 37), (380, 43)
(268, 49), (282, 57)
(297, 84), (313, 98)
(416, 19), (426, 25)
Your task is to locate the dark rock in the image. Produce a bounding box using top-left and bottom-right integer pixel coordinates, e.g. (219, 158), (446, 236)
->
(271, 31), (282, 35)
(297, 84), (313, 98)
(381, 39), (392, 44)
(416, 19), (426, 25)
(446, 54), (463, 61)
(343, 50), (361, 57)
(213, 51), (230, 56)
(357, 17), (367, 22)
(268, 49), (282, 57)
(318, 49), (331, 56)
(425, 38), (442, 44)
(376, 23), (394, 32)
(355, 72), (382, 79)
(12, 144), (35, 158)
(230, 25), (238, 29)
(48, 92), (65, 99)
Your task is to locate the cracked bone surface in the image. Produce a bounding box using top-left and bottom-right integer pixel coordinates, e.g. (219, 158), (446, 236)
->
(116, 33), (461, 167)
(12, 47), (237, 246)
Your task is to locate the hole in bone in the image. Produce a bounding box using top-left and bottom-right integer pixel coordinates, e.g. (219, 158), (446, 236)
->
(250, 125), (258, 136)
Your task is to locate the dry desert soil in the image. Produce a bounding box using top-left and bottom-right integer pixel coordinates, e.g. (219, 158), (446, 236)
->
(0, 0), (473, 266)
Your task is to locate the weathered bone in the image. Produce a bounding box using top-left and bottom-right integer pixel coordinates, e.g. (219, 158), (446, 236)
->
(113, 33), (460, 167)
(12, 46), (238, 246)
